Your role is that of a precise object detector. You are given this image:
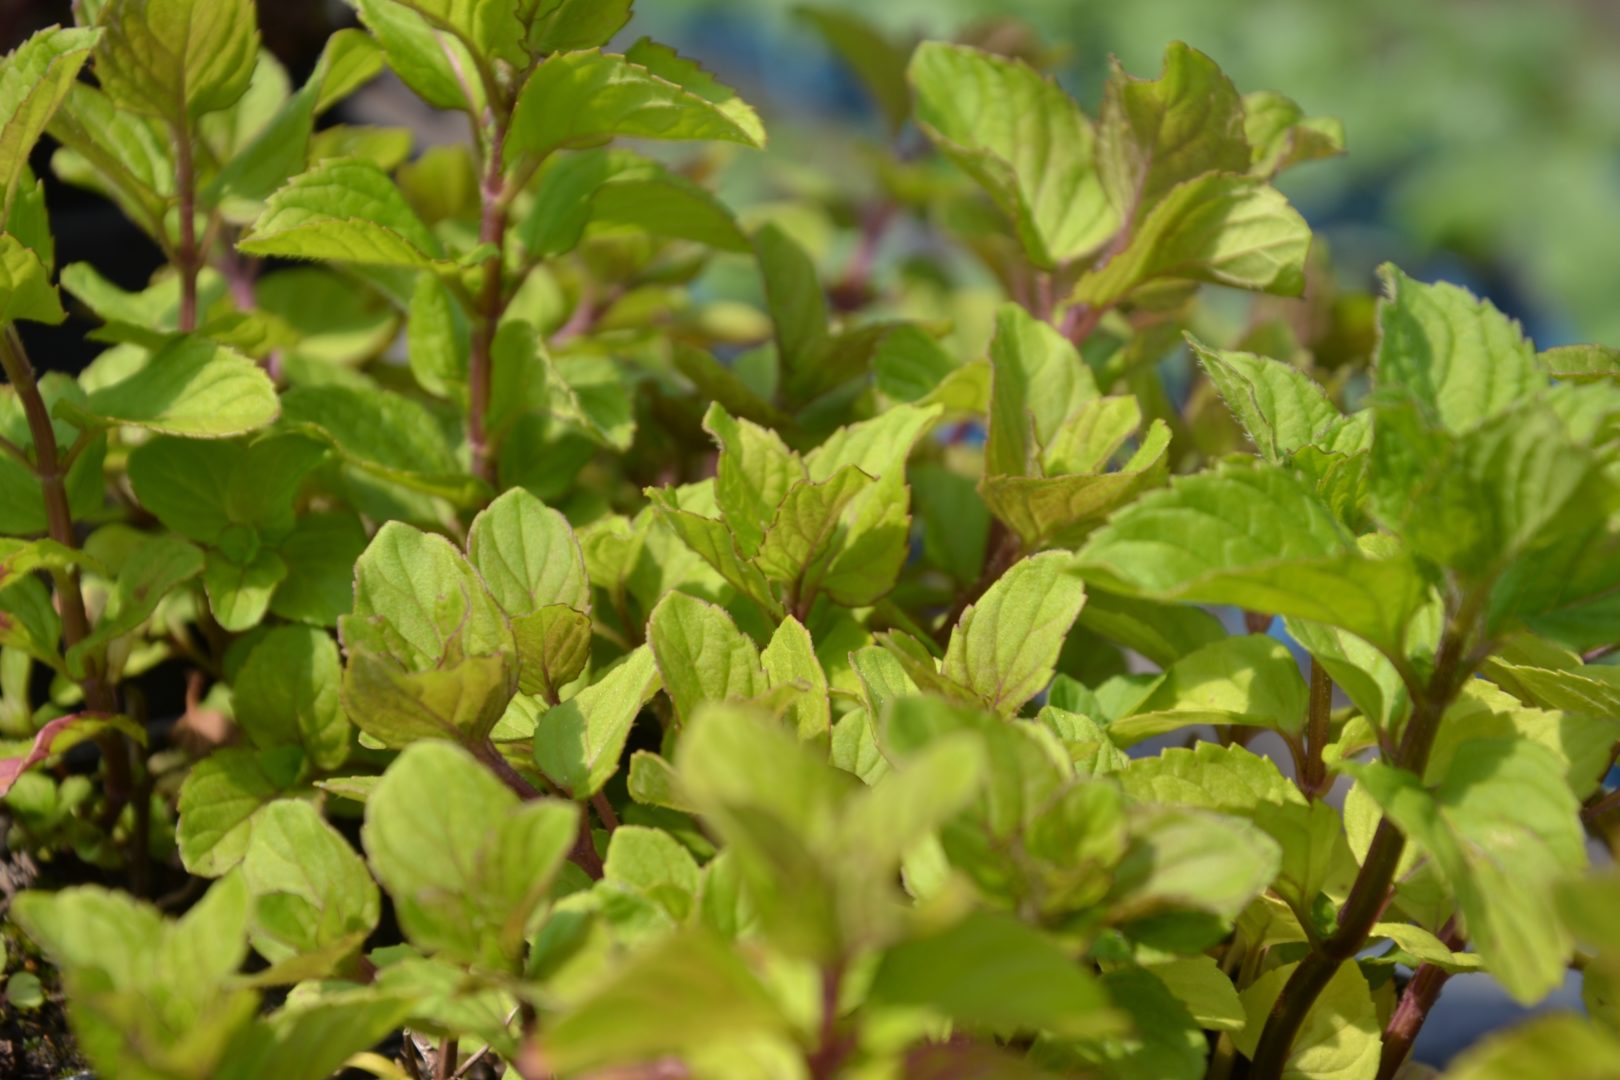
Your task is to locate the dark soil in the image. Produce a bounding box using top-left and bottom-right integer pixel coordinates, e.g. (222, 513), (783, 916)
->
(0, 849), (87, 1080)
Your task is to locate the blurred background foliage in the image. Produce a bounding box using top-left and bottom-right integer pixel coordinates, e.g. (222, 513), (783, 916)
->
(6, 0), (1619, 351)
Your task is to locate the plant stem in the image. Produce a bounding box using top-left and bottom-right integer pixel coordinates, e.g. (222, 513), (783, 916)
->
(934, 519), (1020, 646)
(805, 961), (850, 1080)
(591, 790), (620, 832)
(467, 117), (510, 488)
(1248, 622), (1471, 1078)
(435, 1036), (458, 1080)
(1301, 659), (1334, 798)
(474, 740), (604, 879)
(0, 327), (132, 835)
(1377, 920), (1462, 1080)
(173, 125), (199, 333)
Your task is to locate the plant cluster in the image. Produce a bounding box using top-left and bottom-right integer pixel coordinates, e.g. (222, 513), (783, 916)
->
(0, 2), (1618, 1079)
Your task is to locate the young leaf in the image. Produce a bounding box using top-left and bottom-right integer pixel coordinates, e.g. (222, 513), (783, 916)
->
(755, 466), (873, 592)
(0, 234), (67, 325)
(506, 48), (765, 163)
(0, 27), (100, 212)
(239, 158), (444, 268)
(386, 0), (526, 68)
(908, 43), (1116, 268)
(1096, 42), (1249, 220)
(943, 551), (1088, 715)
(647, 591), (767, 724)
(467, 488), (592, 699)
(1374, 264), (1543, 432)
(522, 0), (634, 55)
(203, 546), (287, 631)
(363, 740), (581, 969)
(1190, 335), (1343, 462)
(984, 302), (1100, 479)
(95, 0), (260, 122)
(533, 645), (662, 797)
(704, 402), (805, 558)
(1243, 90), (1345, 178)
(761, 616), (830, 742)
(1074, 174), (1310, 307)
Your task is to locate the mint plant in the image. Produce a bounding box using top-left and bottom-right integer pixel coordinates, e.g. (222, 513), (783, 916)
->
(2, 2), (1618, 1078)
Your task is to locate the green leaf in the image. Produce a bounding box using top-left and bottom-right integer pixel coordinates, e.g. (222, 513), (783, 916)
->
(239, 158), (443, 268)
(644, 485), (781, 618)
(522, 0), (633, 54)
(387, 0), (525, 68)
(1096, 42), (1249, 220)
(981, 423), (1172, 549)
(507, 47), (765, 164)
(1109, 806), (1282, 923)
(538, 930), (786, 1075)
(1111, 634), (1307, 744)
(0, 233), (66, 325)
(1243, 90), (1345, 179)
(234, 626), (350, 769)
(238, 799), (378, 966)
(647, 591), (767, 725)
(908, 42), (1116, 268)
(63, 336), (278, 437)
(176, 746), (302, 875)
(1074, 174), (1310, 307)
(984, 302), (1100, 479)
(1232, 959), (1380, 1080)
(796, 6), (910, 136)
(344, 521), (509, 669)
(704, 402), (805, 558)
(1054, 966), (1204, 1080)
(128, 432), (325, 543)
(755, 466), (873, 592)
(1346, 739), (1586, 1003)
(95, 0), (260, 122)
(0, 27), (100, 212)
(1374, 264), (1544, 432)
(277, 384), (473, 503)
(1191, 336), (1344, 462)
(869, 910), (1116, 1037)
(68, 533), (204, 676)
(603, 824), (701, 920)
(467, 488), (591, 698)
(676, 704), (848, 958)
(1539, 343), (1620, 384)
(0, 375), (105, 538)
(203, 546), (286, 631)
(761, 616), (829, 742)
(352, 0), (481, 112)
(268, 511), (367, 626)
(215, 991), (413, 1080)
(533, 645), (662, 798)
(943, 551), (1087, 715)
(363, 740), (580, 969)
(1369, 922), (1483, 973)
(1076, 459), (1429, 657)
(1444, 1014), (1620, 1080)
